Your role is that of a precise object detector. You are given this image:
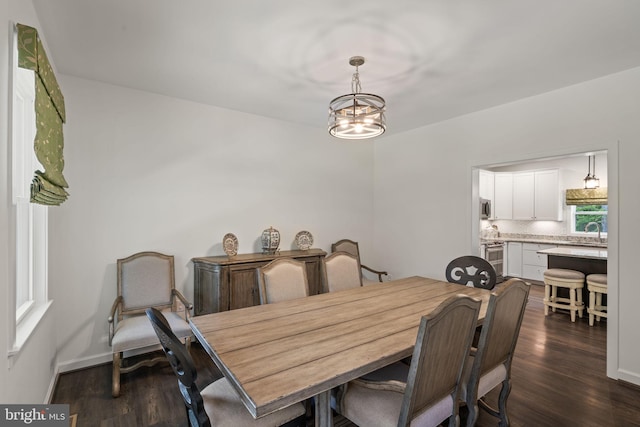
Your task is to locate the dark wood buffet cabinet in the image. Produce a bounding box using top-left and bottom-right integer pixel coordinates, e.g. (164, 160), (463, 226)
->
(192, 249), (326, 315)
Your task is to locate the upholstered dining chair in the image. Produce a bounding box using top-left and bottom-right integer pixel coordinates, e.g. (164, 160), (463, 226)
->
(331, 239), (388, 284)
(337, 295), (482, 427)
(257, 257), (310, 304)
(108, 251), (193, 397)
(321, 251), (363, 293)
(146, 308), (306, 427)
(461, 278), (530, 427)
(445, 255), (497, 290)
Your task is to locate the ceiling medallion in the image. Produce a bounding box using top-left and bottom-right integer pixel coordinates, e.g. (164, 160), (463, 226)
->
(328, 56), (386, 140)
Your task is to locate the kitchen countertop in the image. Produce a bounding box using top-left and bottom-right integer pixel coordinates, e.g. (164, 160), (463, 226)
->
(481, 237), (607, 248)
(537, 246), (608, 260)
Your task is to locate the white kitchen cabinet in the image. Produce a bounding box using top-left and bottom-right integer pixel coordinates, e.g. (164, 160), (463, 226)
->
(521, 243), (557, 281)
(511, 169), (562, 221)
(479, 170), (495, 201)
(534, 169), (562, 220)
(506, 242), (522, 277)
(493, 173), (513, 220)
(512, 172), (535, 220)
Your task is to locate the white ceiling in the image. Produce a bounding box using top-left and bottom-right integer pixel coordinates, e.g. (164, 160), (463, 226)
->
(32, 0), (640, 138)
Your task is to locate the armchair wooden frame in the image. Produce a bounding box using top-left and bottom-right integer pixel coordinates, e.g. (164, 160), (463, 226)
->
(331, 239), (388, 283)
(108, 251), (193, 397)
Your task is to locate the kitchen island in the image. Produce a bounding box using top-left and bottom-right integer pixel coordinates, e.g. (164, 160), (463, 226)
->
(537, 246), (607, 309)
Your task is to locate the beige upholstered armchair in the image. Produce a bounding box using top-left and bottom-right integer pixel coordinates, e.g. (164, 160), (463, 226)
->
(321, 251), (363, 292)
(331, 239), (388, 285)
(257, 257), (310, 304)
(108, 251), (193, 397)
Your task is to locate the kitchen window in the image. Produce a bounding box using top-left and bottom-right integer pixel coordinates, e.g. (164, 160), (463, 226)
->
(571, 204), (608, 234)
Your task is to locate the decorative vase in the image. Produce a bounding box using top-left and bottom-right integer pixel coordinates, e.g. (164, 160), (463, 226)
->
(261, 226), (280, 254)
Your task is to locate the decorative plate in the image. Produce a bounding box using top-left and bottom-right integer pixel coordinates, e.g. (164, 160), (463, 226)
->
(222, 233), (238, 257)
(295, 230), (313, 250)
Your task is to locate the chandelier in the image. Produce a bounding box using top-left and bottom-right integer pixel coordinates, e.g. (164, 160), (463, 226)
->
(328, 56), (386, 140)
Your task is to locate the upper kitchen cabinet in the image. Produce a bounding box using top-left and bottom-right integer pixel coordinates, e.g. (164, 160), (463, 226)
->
(512, 169), (562, 221)
(479, 170), (495, 201)
(493, 173), (513, 220)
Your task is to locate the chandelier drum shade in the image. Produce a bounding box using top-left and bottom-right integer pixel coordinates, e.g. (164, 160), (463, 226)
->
(328, 56), (386, 140)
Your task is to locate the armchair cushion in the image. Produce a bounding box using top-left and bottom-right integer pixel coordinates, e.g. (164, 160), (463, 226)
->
(112, 311), (192, 353)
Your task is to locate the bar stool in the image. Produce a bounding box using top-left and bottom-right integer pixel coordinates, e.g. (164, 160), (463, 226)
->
(543, 268), (585, 322)
(586, 274), (607, 326)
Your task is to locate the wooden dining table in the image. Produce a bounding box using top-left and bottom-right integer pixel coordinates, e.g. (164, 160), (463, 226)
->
(189, 275), (492, 427)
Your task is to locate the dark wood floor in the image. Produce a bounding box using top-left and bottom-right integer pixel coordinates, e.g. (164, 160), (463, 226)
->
(51, 284), (640, 426)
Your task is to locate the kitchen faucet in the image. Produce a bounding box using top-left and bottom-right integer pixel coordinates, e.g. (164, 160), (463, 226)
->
(584, 221), (602, 242)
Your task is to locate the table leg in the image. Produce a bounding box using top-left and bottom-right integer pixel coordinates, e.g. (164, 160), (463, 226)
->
(315, 390), (333, 427)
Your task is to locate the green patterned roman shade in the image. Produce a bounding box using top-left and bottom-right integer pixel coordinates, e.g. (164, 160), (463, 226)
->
(17, 23), (69, 205)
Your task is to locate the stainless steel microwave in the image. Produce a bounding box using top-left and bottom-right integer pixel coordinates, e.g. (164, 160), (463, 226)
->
(480, 198), (491, 219)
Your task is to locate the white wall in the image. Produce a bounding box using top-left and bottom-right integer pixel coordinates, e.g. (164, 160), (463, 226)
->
(1, 0), (59, 404)
(48, 75), (376, 370)
(373, 66), (640, 384)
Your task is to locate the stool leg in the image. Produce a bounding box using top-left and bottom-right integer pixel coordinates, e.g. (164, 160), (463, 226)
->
(551, 286), (557, 313)
(577, 286), (583, 318)
(569, 288), (576, 322)
(596, 293), (602, 322)
(589, 290), (595, 326)
(544, 284), (550, 316)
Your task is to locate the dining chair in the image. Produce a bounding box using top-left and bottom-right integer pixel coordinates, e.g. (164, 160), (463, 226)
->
(337, 294), (482, 427)
(445, 255), (497, 290)
(257, 257), (310, 304)
(461, 278), (530, 427)
(108, 251), (193, 397)
(331, 239), (388, 284)
(145, 308), (307, 427)
(321, 251), (363, 292)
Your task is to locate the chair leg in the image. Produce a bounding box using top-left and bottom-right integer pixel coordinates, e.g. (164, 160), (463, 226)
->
(112, 352), (121, 397)
(589, 290), (595, 326)
(466, 402), (479, 427)
(497, 379), (512, 427)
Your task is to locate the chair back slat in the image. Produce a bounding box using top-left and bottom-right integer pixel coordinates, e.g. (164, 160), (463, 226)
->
(146, 308), (211, 427)
(445, 255), (497, 290)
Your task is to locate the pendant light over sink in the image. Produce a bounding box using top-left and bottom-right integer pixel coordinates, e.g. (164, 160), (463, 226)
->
(328, 56), (386, 140)
(583, 154), (600, 189)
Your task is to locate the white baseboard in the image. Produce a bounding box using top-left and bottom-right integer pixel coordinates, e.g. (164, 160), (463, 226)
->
(618, 368), (640, 387)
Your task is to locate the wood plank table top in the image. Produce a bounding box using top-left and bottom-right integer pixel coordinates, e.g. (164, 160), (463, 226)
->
(189, 276), (492, 425)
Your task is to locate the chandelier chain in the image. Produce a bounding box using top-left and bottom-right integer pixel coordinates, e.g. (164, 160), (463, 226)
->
(351, 67), (362, 94)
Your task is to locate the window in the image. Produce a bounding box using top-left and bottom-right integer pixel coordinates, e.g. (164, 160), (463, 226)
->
(571, 204), (608, 234)
(9, 27), (50, 358)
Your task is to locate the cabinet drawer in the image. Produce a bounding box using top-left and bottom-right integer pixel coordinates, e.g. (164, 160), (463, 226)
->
(522, 250), (548, 267)
(522, 243), (556, 251)
(522, 264), (546, 281)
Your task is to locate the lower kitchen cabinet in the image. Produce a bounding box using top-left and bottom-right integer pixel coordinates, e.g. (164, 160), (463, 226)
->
(506, 242), (557, 281)
(506, 242), (522, 277)
(522, 243), (557, 281)
(192, 249), (326, 315)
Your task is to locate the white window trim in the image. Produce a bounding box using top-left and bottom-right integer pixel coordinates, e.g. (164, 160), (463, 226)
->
(569, 205), (608, 237)
(8, 23), (51, 362)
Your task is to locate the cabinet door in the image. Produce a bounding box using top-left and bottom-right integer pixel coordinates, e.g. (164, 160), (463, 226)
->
(479, 170), (495, 202)
(493, 173), (513, 220)
(229, 264), (261, 310)
(506, 242), (522, 277)
(512, 172), (535, 220)
(534, 170), (561, 220)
